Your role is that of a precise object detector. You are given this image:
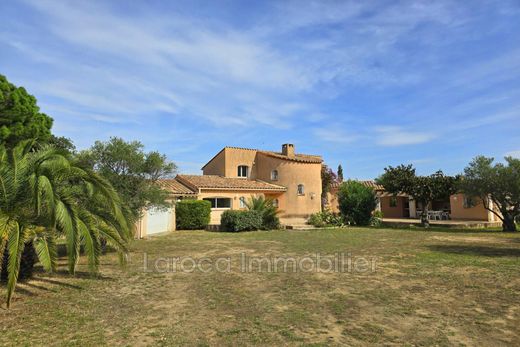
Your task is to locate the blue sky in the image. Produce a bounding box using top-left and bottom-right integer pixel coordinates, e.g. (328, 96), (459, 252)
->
(1, 0), (520, 179)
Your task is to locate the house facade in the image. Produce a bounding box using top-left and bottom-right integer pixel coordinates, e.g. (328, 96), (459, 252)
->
(328, 181), (499, 222)
(136, 144), (323, 237)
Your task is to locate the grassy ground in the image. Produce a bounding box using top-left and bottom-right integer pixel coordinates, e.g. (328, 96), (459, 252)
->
(1, 227), (520, 346)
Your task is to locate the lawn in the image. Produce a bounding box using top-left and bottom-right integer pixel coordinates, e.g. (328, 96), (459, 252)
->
(1, 227), (520, 346)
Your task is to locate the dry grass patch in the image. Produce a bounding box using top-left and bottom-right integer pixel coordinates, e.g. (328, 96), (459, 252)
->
(1, 228), (519, 346)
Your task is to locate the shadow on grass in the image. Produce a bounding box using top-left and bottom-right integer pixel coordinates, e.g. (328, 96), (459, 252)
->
(375, 225), (518, 234)
(428, 244), (520, 257)
(24, 281), (58, 292)
(36, 277), (84, 289)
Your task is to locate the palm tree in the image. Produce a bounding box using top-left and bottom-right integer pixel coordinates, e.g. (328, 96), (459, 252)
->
(245, 195), (281, 230)
(0, 141), (132, 308)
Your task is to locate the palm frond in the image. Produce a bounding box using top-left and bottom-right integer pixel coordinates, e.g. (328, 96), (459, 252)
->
(34, 232), (58, 273)
(78, 216), (100, 274)
(6, 221), (26, 308)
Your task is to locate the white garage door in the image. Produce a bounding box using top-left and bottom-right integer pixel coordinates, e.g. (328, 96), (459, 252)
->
(146, 207), (174, 235)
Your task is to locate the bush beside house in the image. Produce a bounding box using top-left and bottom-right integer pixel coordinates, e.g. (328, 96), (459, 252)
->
(221, 210), (263, 232)
(245, 196), (281, 230)
(307, 210), (343, 227)
(176, 200), (211, 230)
(338, 180), (377, 226)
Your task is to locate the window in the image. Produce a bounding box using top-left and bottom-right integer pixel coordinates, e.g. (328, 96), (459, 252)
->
(297, 184), (305, 195)
(272, 199), (279, 208)
(463, 195), (476, 209)
(390, 197), (398, 207)
(203, 198), (232, 209)
(271, 170), (279, 180)
(239, 196), (246, 208)
(237, 165), (249, 178)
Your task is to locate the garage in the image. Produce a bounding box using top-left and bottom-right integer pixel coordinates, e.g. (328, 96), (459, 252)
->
(134, 179), (198, 238)
(145, 207), (175, 235)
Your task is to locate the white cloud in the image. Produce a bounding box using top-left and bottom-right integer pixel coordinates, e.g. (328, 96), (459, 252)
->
(313, 127), (361, 144)
(505, 150), (520, 158)
(375, 126), (435, 146)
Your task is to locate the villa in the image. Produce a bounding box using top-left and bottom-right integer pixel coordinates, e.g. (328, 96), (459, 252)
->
(135, 144), (323, 237)
(135, 144), (502, 237)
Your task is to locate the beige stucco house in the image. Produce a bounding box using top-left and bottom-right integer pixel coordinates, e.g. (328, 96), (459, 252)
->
(136, 144), (323, 237)
(327, 181), (500, 223)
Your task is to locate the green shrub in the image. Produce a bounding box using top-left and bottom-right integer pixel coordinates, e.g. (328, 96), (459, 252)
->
(307, 210), (343, 227)
(338, 180), (377, 226)
(176, 200), (211, 230)
(245, 196), (281, 230)
(221, 210), (263, 232)
(370, 210), (384, 227)
(308, 212), (326, 227)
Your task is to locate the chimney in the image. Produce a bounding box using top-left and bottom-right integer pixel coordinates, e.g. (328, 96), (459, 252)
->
(282, 143), (295, 157)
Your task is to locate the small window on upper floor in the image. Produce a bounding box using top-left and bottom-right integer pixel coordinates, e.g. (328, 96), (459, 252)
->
(237, 165), (249, 178)
(297, 184), (305, 195)
(239, 196), (247, 208)
(271, 170), (279, 181)
(390, 196), (398, 207)
(272, 198), (279, 208)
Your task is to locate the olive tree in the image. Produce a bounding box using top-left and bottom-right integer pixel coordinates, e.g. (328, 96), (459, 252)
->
(459, 156), (520, 232)
(77, 137), (177, 220)
(378, 165), (457, 227)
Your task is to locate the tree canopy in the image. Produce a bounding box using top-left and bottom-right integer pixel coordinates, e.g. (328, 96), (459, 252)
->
(459, 156), (520, 231)
(77, 137), (177, 219)
(377, 165), (457, 226)
(0, 75), (53, 147)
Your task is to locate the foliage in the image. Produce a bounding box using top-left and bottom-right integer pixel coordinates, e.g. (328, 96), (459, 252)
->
(77, 137), (177, 219)
(48, 135), (76, 153)
(321, 165), (338, 209)
(370, 210), (384, 227)
(377, 165), (458, 227)
(337, 164), (344, 182)
(220, 210), (263, 232)
(338, 180), (377, 226)
(176, 200), (211, 230)
(1, 241), (37, 282)
(0, 140), (131, 307)
(307, 210), (343, 228)
(0, 75), (53, 147)
(321, 165), (337, 196)
(459, 156), (520, 231)
(245, 195), (281, 230)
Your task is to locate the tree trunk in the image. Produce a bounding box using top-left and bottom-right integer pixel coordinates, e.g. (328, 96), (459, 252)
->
(502, 213), (517, 232)
(420, 210), (429, 228)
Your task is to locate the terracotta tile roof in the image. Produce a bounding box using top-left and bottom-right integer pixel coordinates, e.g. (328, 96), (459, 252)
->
(201, 146), (322, 169)
(176, 174), (287, 191)
(157, 179), (197, 195)
(258, 151), (323, 164)
(330, 180), (385, 190)
(359, 180), (385, 190)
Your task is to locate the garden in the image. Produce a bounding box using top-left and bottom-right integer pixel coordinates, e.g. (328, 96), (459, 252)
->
(1, 227), (519, 345)
(1, 74), (520, 346)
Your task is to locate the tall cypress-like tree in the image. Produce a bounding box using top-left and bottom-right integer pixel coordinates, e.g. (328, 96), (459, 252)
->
(337, 164), (344, 182)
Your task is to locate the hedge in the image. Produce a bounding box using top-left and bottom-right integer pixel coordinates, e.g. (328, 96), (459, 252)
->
(220, 210), (263, 232)
(176, 200), (211, 230)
